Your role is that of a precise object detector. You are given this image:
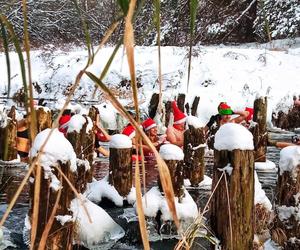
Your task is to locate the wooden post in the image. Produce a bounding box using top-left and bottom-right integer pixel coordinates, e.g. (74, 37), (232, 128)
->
(148, 93), (159, 119)
(36, 107), (52, 132)
(274, 146), (300, 248)
(211, 149), (254, 249)
(165, 101), (172, 127)
(30, 130), (76, 249)
(88, 105), (99, 123)
(66, 115), (94, 189)
(177, 93), (185, 113)
(0, 107), (17, 161)
(109, 134), (132, 197)
(159, 144), (184, 198)
(191, 96), (200, 116)
(252, 97), (267, 162)
(183, 125), (205, 186)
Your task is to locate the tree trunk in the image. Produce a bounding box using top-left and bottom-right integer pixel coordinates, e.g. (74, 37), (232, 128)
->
(183, 126), (205, 186)
(211, 149), (254, 250)
(165, 101), (172, 127)
(191, 96), (200, 116)
(109, 148), (132, 197)
(158, 160), (184, 199)
(252, 97), (267, 162)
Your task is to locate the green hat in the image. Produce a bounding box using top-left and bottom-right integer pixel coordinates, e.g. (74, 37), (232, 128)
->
(218, 103), (233, 115)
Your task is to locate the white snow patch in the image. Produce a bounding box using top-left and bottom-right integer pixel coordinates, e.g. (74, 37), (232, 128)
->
(96, 103), (118, 130)
(30, 128), (77, 172)
(218, 164), (233, 176)
(67, 114), (92, 133)
(49, 173), (62, 191)
(77, 159), (91, 171)
(85, 176), (123, 206)
(214, 123), (254, 151)
(109, 134), (132, 149)
(187, 115), (204, 129)
(126, 187), (137, 205)
(184, 175), (212, 190)
(279, 145), (300, 178)
(159, 144), (184, 161)
(55, 215), (73, 226)
(70, 196), (125, 247)
(140, 187), (198, 221)
(277, 205), (300, 222)
(255, 160), (277, 170)
(255, 171), (272, 211)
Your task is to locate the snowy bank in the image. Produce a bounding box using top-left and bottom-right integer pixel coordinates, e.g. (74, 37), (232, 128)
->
(279, 145), (300, 178)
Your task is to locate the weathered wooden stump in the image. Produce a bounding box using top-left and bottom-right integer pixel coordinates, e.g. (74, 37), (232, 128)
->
(36, 106), (52, 132)
(0, 107), (17, 161)
(252, 96), (267, 162)
(183, 124), (205, 186)
(177, 93), (185, 113)
(164, 101), (172, 127)
(29, 129), (77, 249)
(273, 146), (300, 248)
(109, 134), (132, 197)
(148, 93), (160, 119)
(211, 124), (255, 250)
(66, 114), (94, 189)
(191, 96), (200, 116)
(159, 144), (184, 198)
(88, 105), (99, 123)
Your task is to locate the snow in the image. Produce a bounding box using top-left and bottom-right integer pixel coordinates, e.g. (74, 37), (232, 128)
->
(109, 134), (132, 149)
(70, 196), (125, 247)
(218, 163), (233, 176)
(95, 103), (118, 130)
(183, 175), (212, 190)
(76, 159), (91, 171)
(29, 128), (77, 172)
(159, 144), (184, 161)
(214, 123), (254, 151)
(255, 160), (277, 171)
(67, 114), (93, 133)
(1, 40), (300, 126)
(186, 115), (204, 129)
(279, 145), (300, 178)
(140, 186), (198, 221)
(85, 176), (136, 206)
(55, 215), (73, 226)
(255, 171), (272, 211)
(277, 205), (300, 222)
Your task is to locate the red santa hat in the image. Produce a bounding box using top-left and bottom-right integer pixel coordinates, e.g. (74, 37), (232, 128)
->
(172, 101), (186, 124)
(142, 118), (157, 131)
(122, 124), (136, 139)
(245, 107), (254, 122)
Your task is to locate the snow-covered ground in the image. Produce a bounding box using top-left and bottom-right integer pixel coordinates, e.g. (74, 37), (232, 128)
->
(0, 38), (300, 125)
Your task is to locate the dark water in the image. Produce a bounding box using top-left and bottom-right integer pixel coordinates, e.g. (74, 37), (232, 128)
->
(0, 131), (296, 249)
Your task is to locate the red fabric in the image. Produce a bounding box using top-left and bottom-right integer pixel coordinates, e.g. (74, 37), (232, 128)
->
(245, 107), (254, 122)
(58, 115), (71, 134)
(172, 101), (186, 124)
(142, 118), (156, 131)
(132, 155), (142, 161)
(122, 124), (136, 138)
(96, 131), (109, 142)
(218, 103), (231, 111)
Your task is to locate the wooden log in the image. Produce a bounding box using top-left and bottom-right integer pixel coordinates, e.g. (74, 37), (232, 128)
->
(109, 136), (132, 197)
(191, 96), (200, 116)
(177, 93), (185, 113)
(66, 115), (94, 188)
(148, 93), (160, 119)
(165, 101), (172, 127)
(183, 126), (205, 186)
(30, 162), (75, 249)
(252, 97), (267, 162)
(0, 107), (17, 161)
(36, 107), (52, 132)
(88, 105), (99, 123)
(185, 102), (190, 115)
(211, 149), (254, 250)
(160, 160), (184, 198)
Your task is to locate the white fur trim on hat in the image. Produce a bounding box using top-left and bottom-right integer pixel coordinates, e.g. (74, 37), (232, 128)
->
(145, 123), (157, 131)
(128, 131), (136, 139)
(173, 117), (186, 124)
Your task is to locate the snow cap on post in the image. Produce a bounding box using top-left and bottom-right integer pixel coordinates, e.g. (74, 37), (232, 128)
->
(159, 144), (184, 161)
(109, 134), (132, 149)
(142, 118), (157, 131)
(67, 114), (93, 133)
(30, 128), (77, 172)
(214, 123), (254, 151)
(172, 101), (186, 124)
(279, 145), (300, 177)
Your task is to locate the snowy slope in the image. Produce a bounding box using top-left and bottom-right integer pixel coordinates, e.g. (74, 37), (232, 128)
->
(0, 38), (300, 125)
